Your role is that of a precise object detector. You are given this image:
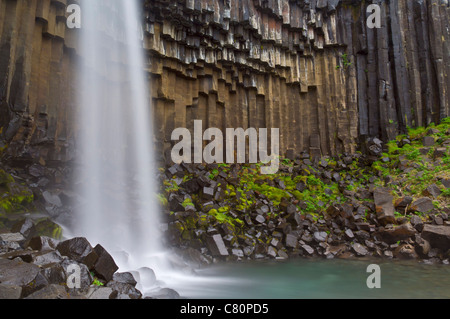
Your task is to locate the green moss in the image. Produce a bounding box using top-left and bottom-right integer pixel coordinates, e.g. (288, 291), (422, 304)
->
(156, 193), (168, 207)
(181, 197), (194, 209)
(35, 219), (63, 240)
(0, 171), (34, 214)
(207, 208), (243, 226)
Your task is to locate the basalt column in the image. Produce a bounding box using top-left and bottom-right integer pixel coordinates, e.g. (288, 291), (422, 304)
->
(0, 0), (449, 164)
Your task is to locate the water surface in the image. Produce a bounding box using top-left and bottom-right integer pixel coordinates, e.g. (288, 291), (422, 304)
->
(162, 258), (450, 299)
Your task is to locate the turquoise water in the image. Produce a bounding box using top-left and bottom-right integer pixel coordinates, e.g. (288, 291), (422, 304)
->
(172, 259), (450, 299)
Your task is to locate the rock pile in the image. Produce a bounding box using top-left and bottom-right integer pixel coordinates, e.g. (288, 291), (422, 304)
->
(160, 122), (450, 265)
(0, 218), (144, 299)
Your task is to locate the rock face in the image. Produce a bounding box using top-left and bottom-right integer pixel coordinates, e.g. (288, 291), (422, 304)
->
(0, 0), (449, 164)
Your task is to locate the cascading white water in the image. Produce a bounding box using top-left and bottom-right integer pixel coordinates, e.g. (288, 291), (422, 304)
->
(74, 0), (168, 293)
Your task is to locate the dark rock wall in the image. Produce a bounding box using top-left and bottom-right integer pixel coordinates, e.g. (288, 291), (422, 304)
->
(0, 0), (449, 164)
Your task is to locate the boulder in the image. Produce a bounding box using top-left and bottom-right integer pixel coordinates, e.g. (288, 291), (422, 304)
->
(32, 250), (64, 267)
(146, 288), (180, 299)
(88, 287), (117, 299)
(374, 223), (416, 244)
(352, 243), (369, 256)
(394, 196), (413, 209)
(422, 184), (441, 198)
(393, 244), (418, 259)
(0, 258), (42, 297)
(92, 244), (119, 282)
(0, 284), (22, 299)
(313, 231), (328, 242)
(414, 235), (431, 258)
(106, 280), (142, 299)
(422, 136), (435, 147)
(205, 234), (229, 256)
(302, 244), (314, 255)
(27, 236), (59, 251)
(112, 272), (138, 287)
(0, 233), (26, 243)
(35, 219), (63, 240)
(422, 225), (450, 251)
(61, 260), (93, 290)
(42, 191), (63, 208)
(373, 188), (395, 225)
(11, 218), (36, 240)
(56, 237), (98, 269)
(40, 263), (66, 286)
(409, 198), (434, 213)
(136, 267), (156, 288)
(24, 284), (69, 299)
(285, 234), (298, 248)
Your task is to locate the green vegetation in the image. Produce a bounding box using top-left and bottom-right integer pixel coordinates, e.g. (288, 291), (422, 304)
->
(371, 118), (450, 210)
(159, 118), (450, 232)
(0, 169), (34, 215)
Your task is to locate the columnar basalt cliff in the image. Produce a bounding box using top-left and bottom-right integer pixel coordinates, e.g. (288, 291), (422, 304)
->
(0, 0), (449, 165)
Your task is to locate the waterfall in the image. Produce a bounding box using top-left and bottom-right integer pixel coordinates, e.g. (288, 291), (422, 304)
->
(74, 0), (165, 292)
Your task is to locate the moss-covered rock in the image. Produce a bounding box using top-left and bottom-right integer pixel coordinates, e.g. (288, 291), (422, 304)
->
(0, 170), (34, 215)
(34, 218), (63, 240)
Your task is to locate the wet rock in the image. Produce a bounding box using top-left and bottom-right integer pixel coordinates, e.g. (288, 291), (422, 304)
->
(354, 230), (371, 242)
(205, 234), (229, 256)
(136, 267), (156, 288)
(255, 215), (265, 224)
(285, 234), (298, 249)
(409, 198), (434, 213)
(24, 284), (69, 300)
(352, 243), (369, 256)
(394, 244), (418, 259)
(302, 244), (314, 255)
(0, 258), (41, 297)
(32, 250), (64, 267)
(42, 191), (63, 208)
(344, 229), (354, 239)
(373, 188), (395, 225)
(0, 284), (22, 299)
(56, 237), (98, 269)
(374, 223), (416, 244)
(180, 178), (200, 194)
(313, 231), (328, 242)
(11, 218), (36, 240)
(267, 246), (277, 258)
(61, 259), (93, 290)
(384, 250), (394, 258)
(40, 263), (66, 286)
(0, 233), (26, 244)
(34, 219), (63, 240)
(27, 236), (59, 251)
(231, 249), (244, 258)
(422, 225), (450, 251)
(414, 235), (431, 258)
(147, 288), (180, 299)
(92, 244), (119, 282)
(88, 287), (117, 299)
(113, 272), (137, 287)
(202, 187), (215, 200)
(410, 215), (425, 232)
(0, 249), (35, 263)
